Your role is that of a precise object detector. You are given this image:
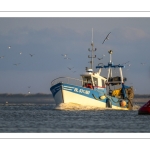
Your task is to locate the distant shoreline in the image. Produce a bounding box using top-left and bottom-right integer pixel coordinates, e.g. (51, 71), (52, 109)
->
(0, 93), (54, 104)
(0, 93), (149, 98)
(0, 93), (52, 97)
(134, 94), (150, 98)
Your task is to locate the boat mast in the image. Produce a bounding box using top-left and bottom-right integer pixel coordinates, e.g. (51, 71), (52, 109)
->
(88, 28), (97, 71)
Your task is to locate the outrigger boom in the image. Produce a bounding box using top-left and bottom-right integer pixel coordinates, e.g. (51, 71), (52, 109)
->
(96, 50), (132, 103)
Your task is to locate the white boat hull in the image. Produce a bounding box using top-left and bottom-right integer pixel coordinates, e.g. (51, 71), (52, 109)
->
(51, 83), (129, 110)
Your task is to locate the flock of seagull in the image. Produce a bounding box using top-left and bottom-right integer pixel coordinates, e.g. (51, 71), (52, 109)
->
(1, 32), (147, 94)
(61, 32), (146, 76)
(61, 54), (76, 73)
(0, 46), (35, 93)
(60, 32), (112, 73)
(0, 46), (35, 66)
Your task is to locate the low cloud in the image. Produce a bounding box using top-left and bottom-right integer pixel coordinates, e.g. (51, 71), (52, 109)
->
(118, 27), (149, 41)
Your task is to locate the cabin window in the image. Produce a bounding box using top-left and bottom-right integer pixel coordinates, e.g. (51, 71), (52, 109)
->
(93, 77), (98, 86)
(82, 76), (92, 87)
(101, 79), (105, 87)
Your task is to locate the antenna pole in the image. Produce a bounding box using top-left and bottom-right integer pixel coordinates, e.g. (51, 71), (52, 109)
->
(88, 28), (97, 71)
(91, 28), (94, 69)
(92, 28), (93, 43)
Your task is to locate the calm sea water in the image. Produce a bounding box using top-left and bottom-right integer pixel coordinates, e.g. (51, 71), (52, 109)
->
(0, 97), (150, 133)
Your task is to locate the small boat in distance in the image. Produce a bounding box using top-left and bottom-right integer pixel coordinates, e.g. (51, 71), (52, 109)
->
(50, 31), (134, 110)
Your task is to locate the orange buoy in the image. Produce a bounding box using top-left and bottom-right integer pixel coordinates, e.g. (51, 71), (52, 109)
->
(120, 100), (126, 107)
(138, 100), (150, 115)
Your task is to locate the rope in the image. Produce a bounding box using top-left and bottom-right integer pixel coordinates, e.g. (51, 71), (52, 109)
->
(92, 94), (104, 101)
(92, 94), (99, 100)
(125, 97), (133, 107)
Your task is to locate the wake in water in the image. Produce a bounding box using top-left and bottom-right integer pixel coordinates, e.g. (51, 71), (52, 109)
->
(54, 103), (141, 111)
(132, 103), (141, 110)
(55, 103), (106, 111)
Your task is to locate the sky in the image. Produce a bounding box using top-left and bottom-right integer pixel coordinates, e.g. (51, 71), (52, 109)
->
(0, 17), (150, 94)
(0, 1), (150, 144)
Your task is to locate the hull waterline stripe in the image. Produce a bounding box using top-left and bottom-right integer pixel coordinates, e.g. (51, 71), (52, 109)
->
(63, 88), (73, 91)
(63, 86), (74, 88)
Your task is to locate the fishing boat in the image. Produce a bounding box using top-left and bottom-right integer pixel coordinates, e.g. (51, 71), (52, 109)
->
(50, 31), (134, 110)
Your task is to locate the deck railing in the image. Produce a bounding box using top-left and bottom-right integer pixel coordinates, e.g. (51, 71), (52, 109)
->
(51, 77), (83, 86)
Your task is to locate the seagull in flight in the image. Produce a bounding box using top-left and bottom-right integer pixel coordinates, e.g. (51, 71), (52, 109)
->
(64, 57), (71, 60)
(128, 64), (131, 67)
(102, 32), (111, 44)
(119, 61), (130, 66)
(0, 56), (4, 59)
(29, 54), (34, 57)
(98, 63), (104, 66)
(13, 63), (20, 66)
(62, 54), (71, 60)
(97, 54), (105, 60)
(67, 67), (74, 70)
(141, 62), (146, 65)
(123, 61), (130, 65)
(61, 54), (67, 57)
(97, 57), (103, 60)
